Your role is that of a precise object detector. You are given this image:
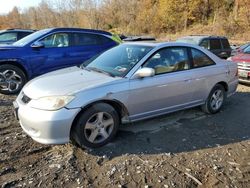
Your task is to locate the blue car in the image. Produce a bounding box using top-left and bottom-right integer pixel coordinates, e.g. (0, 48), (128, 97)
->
(0, 29), (35, 44)
(0, 28), (121, 94)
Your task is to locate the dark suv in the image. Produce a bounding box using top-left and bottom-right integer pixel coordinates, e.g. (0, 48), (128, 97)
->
(0, 29), (35, 44)
(0, 28), (121, 94)
(176, 35), (231, 59)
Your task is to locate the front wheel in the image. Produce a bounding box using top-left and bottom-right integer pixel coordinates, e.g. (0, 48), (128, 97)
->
(71, 103), (120, 148)
(202, 84), (226, 114)
(0, 64), (27, 95)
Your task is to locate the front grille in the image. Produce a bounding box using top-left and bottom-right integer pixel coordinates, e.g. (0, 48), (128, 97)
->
(21, 93), (31, 104)
(238, 62), (250, 71)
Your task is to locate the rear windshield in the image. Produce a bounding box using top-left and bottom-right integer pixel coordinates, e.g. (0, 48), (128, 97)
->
(221, 39), (230, 49)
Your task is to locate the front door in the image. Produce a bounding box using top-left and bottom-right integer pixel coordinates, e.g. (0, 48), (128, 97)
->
(128, 47), (194, 121)
(28, 32), (71, 77)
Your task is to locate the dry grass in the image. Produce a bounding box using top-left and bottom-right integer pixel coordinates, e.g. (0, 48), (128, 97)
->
(156, 24), (249, 45)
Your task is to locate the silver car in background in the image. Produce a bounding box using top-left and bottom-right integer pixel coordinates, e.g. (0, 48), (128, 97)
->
(14, 42), (238, 148)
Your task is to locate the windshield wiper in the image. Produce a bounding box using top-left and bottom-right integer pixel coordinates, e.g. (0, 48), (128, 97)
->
(88, 67), (116, 77)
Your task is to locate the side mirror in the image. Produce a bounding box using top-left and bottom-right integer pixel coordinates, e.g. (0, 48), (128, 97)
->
(31, 41), (44, 48)
(133, 67), (155, 79)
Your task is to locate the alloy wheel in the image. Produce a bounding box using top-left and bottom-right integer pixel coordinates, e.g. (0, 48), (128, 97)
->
(0, 69), (22, 92)
(210, 89), (224, 111)
(84, 112), (114, 144)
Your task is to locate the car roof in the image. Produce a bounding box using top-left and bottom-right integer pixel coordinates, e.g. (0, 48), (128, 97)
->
(123, 41), (204, 48)
(47, 27), (112, 36)
(123, 42), (221, 60)
(180, 35), (228, 40)
(0, 29), (36, 33)
(123, 42), (158, 47)
(122, 35), (156, 42)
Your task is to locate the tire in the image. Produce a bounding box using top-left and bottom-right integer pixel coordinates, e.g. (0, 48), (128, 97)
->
(71, 103), (120, 149)
(202, 84), (226, 114)
(0, 64), (27, 95)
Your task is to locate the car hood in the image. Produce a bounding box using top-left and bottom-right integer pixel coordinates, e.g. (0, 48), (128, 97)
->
(23, 66), (121, 99)
(232, 53), (250, 63)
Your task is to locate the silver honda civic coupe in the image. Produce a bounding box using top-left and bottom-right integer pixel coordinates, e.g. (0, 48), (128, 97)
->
(14, 42), (238, 148)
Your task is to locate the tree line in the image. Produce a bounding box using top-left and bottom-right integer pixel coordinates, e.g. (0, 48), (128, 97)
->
(0, 0), (249, 39)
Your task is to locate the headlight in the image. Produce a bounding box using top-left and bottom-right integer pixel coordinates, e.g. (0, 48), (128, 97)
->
(227, 57), (232, 61)
(29, 96), (75, 110)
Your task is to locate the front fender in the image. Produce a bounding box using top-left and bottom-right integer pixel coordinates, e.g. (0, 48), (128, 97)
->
(65, 82), (130, 111)
(0, 58), (32, 79)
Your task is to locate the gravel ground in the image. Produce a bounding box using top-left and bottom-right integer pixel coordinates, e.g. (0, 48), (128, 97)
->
(0, 84), (250, 188)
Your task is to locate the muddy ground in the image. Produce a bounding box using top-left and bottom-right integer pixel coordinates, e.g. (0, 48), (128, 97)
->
(0, 84), (250, 188)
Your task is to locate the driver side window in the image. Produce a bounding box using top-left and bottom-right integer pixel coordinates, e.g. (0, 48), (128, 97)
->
(143, 47), (190, 75)
(39, 33), (69, 48)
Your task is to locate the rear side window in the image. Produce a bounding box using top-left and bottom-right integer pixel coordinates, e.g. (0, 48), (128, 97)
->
(191, 48), (215, 68)
(71, 33), (103, 46)
(18, 32), (32, 40)
(200, 39), (209, 49)
(210, 39), (221, 50)
(221, 39), (230, 49)
(98, 35), (114, 44)
(176, 38), (199, 45)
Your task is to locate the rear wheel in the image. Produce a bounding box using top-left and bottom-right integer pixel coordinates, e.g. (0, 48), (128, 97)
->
(71, 103), (120, 148)
(0, 64), (27, 95)
(202, 84), (225, 114)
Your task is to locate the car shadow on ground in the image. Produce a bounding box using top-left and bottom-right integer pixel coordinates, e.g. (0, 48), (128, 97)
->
(89, 89), (250, 158)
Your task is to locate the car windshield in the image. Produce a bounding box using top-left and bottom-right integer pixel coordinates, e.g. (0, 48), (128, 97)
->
(13, 29), (51, 46)
(84, 44), (153, 77)
(176, 37), (200, 45)
(243, 46), (250, 54)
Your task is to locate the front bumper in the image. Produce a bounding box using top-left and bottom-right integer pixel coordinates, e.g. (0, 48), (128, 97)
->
(16, 102), (81, 145)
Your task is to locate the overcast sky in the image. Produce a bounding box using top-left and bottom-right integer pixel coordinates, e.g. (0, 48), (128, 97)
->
(0, 0), (42, 14)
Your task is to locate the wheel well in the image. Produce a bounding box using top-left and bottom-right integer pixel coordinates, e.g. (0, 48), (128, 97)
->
(70, 100), (129, 134)
(1, 61), (28, 79)
(217, 81), (228, 92)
